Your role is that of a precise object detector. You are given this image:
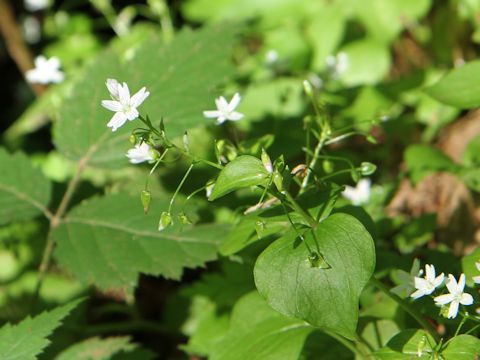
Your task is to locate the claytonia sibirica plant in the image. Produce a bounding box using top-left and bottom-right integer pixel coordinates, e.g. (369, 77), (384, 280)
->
(411, 264), (445, 299)
(342, 178), (371, 205)
(101, 79), (150, 132)
(203, 93), (244, 124)
(434, 274), (474, 319)
(126, 142), (155, 164)
(25, 55), (64, 84)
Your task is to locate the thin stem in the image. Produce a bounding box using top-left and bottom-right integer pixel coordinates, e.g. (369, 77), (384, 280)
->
(281, 203), (314, 255)
(319, 168), (353, 181)
(145, 149), (169, 190)
(324, 330), (367, 358)
(157, 0), (174, 42)
(370, 277), (440, 342)
(454, 314), (468, 337)
(283, 190), (317, 228)
(464, 323), (480, 335)
(168, 163), (194, 213)
(300, 138), (325, 192)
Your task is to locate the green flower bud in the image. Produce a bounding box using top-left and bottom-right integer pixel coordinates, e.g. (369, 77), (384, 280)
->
(158, 211), (172, 231)
(351, 169), (360, 182)
(273, 171), (284, 192)
(261, 148), (273, 174)
(178, 212), (192, 225)
(129, 134), (137, 145)
(359, 162), (376, 176)
(148, 148), (161, 161)
(303, 79), (313, 98)
(140, 190), (151, 214)
(322, 160), (334, 173)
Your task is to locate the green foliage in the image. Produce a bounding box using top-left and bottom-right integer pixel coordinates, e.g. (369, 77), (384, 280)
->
(441, 335), (480, 359)
(53, 193), (229, 293)
(374, 329), (435, 359)
(209, 155), (271, 201)
(0, 299), (80, 360)
(209, 291), (314, 360)
(426, 61), (480, 109)
(0, 149), (51, 225)
(54, 25), (237, 168)
(254, 214), (375, 339)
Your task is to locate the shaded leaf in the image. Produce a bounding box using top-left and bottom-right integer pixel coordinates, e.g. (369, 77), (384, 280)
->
(442, 335), (480, 360)
(374, 329), (436, 359)
(0, 148), (51, 225)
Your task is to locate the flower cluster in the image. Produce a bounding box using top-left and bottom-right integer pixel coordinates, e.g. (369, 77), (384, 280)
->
(26, 55), (64, 84)
(410, 263), (479, 319)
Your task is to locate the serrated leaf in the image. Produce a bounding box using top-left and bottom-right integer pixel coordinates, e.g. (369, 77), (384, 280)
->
(55, 336), (154, 360)
(441, 335), (480, 359)
(210, 291), (313, 360)
(209, 155), (270, 201)
(53, 193), (229, 293)
(254, 213), (375, 339)
(426, 60), (480, 108)
(374, 329), (436, 359)
(54, 25), (237, 168)
(0, 148), (51, 225)
(0, 299), (80, 360)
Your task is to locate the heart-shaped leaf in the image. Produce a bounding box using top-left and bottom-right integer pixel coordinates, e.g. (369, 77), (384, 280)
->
(254, 213), (375, 339)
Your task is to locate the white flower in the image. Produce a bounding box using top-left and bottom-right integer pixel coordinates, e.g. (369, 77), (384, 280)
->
(22, 16), (41, 44)
(25, 0), (49, 11)
(326, 52), (349, 78)
(472, 262), (480, 284)
(101, 79), (150, 132)
(203, 93), (244, 124)
(434, 274), (473, 319)
(342, 178), (371, 205)
(25, 56), (64, 84)
(410, 264), (444, 299)
(126, 143), (154, 164)
(391, 258), (423, 298)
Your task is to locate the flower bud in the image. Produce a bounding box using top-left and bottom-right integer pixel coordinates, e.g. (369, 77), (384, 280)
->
(273, 171), (284, 192)
(303, 79), (313, 98)
(255, 220), (266, 239)
(261, 148), (273, 174)
(178, 212), (192, 225)
(351, 169), (360, 182)
(366, 135), (377, 144)
(322, 160), (334, 173)
(148, 148), (161, 161)
(158, 211), (172, 231)
(129, 134), (137, 145)
(359, 162), (376, 176)
(140, 190), (151, 214)
(183, 132), (189, 153)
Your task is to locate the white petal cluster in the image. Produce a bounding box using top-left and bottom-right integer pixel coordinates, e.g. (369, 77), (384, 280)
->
(126, 142), (154, 164)
(101, 78), (150, 132)
(342, 178), (371, 205)
(326, 52), (349, 78)
(410, 264), (444, 299)
(434, 274), (473, 319)
(203, 93), (244, 124)
(25, 56), (64, 84)
(24, 0), (49, 11)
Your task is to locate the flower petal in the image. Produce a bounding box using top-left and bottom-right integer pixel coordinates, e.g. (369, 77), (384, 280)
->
(410, 289), (426, 299)
(130, 87), (150, 107)
(101, 100), (123, 112)
(447, 301), (459, 319)
(458, 273), (466, 292)
(107, 112), (127, 131)
(227, 111), (244, 121)
(433, 273), (445, 288)
(476, 262), (480, 272)
(434, 293), (454, 305)
(473, 275), (480, 284)
(106, 78), (120, 98)
(445, 274), (458, 294)
(215, 96), (229, 112)
(203, 110), (221, 118)
(227, 92), (241, 112)
(118, 82), (131, 103)
(460, 292), (474, 306)
(47, 56), (60, 69)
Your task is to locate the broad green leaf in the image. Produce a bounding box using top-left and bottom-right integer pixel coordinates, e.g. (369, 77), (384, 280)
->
(404, 144), (459, 184)
(0, 299), (80, 360)
(441, 335), (480, 359)
(54, 25), (237, 168)
(374, 329), (436, 359)
(0, 148), (51, 225)
(210, 291), (313, 360)
(56, 336), (154, 360)
(459, 167), (480, 192)
(209, 156), (270, 201)
(53, 193), (229, 293)
(462, 134), (480, 166)
(426, 60), (480, 108)
(461, 247), (480, 287)
(340, 39), (391, 87)
(254, 213), (375, 339)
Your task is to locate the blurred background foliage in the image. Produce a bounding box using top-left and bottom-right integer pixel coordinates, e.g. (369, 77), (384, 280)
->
(1, 0), (480, 358)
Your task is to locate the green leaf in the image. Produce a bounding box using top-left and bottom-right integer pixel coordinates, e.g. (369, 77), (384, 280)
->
(374, 329), (436, 359)
(54, 25), (237, 168)
(0, 148), (51, 225)
(441, 335), (480, 359)
(0, 299), (80, 360)
(56, 336), (154, 360)
(461, 247), (480, 287)
(53, 193), (229, 293)
(340, 39), (391, 86)
(426, 60), (480, 108)
(404, 144), (459, 184)
(254, 213), (375, 339)
(209, 156), (271, 201)
(459, 167), (480, 192)
(210, 291), (313, 360)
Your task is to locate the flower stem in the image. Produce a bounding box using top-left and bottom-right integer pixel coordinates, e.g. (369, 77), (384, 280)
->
(283, 190), (317, 228)
(454, 314), (468, 337)
(369, 276), (440, 342)
(324, 330), (367, 358)
(168, 163), (194, 214)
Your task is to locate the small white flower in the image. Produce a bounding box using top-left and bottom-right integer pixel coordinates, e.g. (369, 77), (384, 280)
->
(265, 50), (279, 64)
(203, 93), (244, 124)
(25, 56), (64, 84)
(25, 0), (49, 11)
(434, 274), (473, 319)
(326, 52), (349, 78)
(342, 178), (371, 205)
(126, 142), (154, 164)
(473, 262), (480, 284)
(101, 79), (150, 132)
(410, 264), (444, 299)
